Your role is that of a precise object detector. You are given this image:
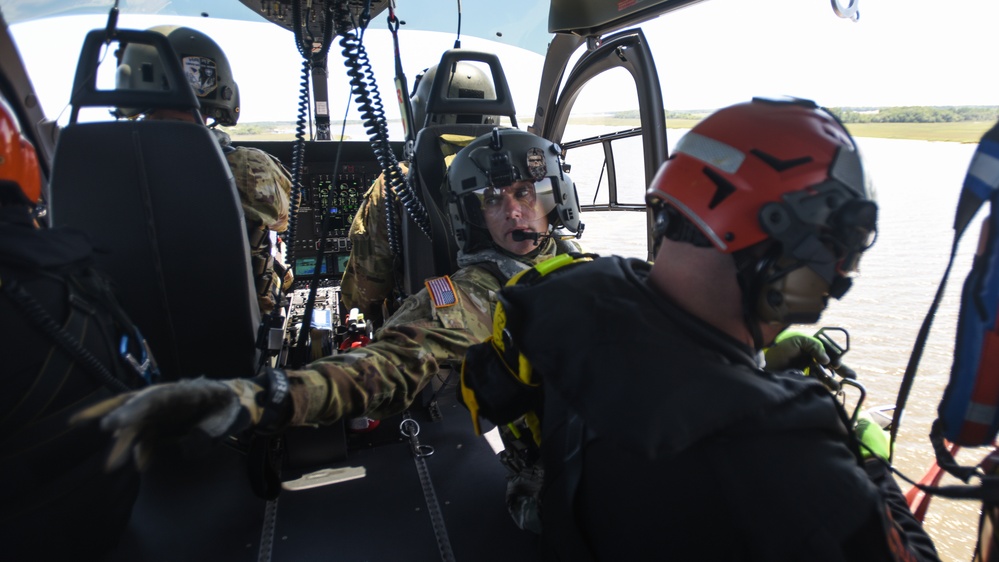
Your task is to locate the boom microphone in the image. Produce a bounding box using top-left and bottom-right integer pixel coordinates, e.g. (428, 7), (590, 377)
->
(511, 230), (540, 242)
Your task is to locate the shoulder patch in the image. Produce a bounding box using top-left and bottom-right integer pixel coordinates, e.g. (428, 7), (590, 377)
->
(426, 275), (458, 308)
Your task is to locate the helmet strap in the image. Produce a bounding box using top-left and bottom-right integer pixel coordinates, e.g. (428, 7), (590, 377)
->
(732, 244), (780, 351)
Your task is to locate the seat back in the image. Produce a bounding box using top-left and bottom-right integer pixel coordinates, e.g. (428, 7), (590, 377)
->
(400, 50), (518, 295)
(48, 28), (259, 380)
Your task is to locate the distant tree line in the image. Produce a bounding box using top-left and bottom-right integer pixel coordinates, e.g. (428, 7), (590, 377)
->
(224, 123), (265, 135)
(827, 106), (999, 123)
(229, 107), (999, 129)
(612, 110), (705, 119)
(612, 107), (999, 123)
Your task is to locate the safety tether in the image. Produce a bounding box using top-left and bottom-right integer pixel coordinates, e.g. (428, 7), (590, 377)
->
(890, 120), (999, 472)
(400, 413), (455, 562)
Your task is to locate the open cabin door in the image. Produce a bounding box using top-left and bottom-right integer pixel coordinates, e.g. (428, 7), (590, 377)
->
(532, 0), (706, 261)
(533, 30), (665, 262)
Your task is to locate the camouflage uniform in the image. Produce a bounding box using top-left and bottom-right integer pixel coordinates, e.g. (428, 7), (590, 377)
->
(216, 130), (293, 314)
(289, 234), (582, 534)
(340, 134), (477, 326)
(316, 133), (580, 534)
(338, 163), (407, 327)
(286, 236), (581, 424)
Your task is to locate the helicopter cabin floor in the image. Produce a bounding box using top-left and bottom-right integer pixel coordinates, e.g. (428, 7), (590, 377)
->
(107, 376), (540, 561)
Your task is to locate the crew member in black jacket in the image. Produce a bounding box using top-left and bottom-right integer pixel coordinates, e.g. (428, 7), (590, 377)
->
(0, 94), (149, 560)
(461, 97), (939, 561)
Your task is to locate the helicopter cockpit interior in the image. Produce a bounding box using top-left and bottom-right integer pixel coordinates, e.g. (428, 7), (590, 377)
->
(0, 0), (893, 560)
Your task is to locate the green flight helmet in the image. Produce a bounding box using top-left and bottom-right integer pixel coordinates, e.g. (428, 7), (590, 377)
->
(410, 62), (498, 130)
(116, 25), (240, 126)
(446, 128), (582, 253)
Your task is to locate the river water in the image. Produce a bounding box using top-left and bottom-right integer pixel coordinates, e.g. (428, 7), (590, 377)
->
(562, 125), (986, 562)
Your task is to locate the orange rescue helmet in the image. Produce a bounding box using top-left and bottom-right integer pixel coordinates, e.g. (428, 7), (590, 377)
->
(0, 93), (41, 205)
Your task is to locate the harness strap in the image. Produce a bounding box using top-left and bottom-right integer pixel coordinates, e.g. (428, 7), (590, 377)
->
(0, 277), (131, 399)
(400, 413), (455, 562)
(890, 120), (999, 455)
(257, 497), (280, 562)
(388, 4), (415, 154)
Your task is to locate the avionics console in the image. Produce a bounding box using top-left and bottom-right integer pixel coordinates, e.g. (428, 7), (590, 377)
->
(234, 139), (401, 354)
(234, 140), (402, 286)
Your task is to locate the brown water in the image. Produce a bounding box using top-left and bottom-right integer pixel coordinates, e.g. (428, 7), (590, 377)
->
(571, 130), (986, 562)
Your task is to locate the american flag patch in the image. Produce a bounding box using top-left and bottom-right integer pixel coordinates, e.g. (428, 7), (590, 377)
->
(426, 276), (458, 308)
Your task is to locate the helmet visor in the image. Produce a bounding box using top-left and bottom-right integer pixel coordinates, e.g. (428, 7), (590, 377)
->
(827, 199), (878, 276)
(461, 178), (557, 229)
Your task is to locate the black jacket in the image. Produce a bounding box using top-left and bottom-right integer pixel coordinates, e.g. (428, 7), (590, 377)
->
(493, 256), (939, 561)
(0, 207), (141, 560)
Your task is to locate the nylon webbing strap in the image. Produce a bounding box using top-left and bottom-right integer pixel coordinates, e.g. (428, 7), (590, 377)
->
(257, 497), (279, 562)
(400, 414), (455, 562)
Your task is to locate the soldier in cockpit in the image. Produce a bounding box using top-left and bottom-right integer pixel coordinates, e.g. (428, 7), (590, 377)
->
(339, 60), (501, 327)
(115, 25), (294, 315)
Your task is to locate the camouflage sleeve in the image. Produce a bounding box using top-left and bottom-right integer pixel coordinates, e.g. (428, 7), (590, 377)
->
(286, 265), (501, 424)
(339, 162), (409, 322)
(227, 146), (293, 231)
(555, 237), (588, 255)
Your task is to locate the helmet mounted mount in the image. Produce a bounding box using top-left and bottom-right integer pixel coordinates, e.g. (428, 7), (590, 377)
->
(647, 97), (878, 342)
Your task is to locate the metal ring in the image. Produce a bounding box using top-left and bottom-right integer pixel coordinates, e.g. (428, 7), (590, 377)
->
(415, 444), (435, 458)
(830, 0), (859, 21)
(399, 418), (420, 438)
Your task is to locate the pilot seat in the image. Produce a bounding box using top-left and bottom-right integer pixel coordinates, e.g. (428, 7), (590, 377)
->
(48, 28), (260, 381)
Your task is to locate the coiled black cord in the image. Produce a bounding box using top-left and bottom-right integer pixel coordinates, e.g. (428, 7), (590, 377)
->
(284, 58), (310, 268)
(285, 0), (336, 268)
(335, 14), (432, 245)
(2, 278), (132, 393)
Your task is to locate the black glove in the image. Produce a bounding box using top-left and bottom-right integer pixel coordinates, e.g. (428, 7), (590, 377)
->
(71, 369), (291, 471)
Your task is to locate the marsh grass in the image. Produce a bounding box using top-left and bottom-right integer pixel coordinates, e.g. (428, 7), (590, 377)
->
(588, 117), (993, 143)
(227, 117), (995, 144)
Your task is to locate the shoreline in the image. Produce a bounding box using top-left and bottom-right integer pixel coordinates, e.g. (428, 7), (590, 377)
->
(227, 118), (995, 144)
(566, 117), (994, 144)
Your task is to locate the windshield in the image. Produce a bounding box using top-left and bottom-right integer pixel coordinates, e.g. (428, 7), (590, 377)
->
(7, 13), (545, 131)
(0, 0), (554, 53)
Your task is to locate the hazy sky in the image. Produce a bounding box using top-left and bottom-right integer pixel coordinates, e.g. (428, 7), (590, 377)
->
(8, 0), (999, 124)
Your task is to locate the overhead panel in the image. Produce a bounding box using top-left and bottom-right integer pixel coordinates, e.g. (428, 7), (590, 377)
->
(549, 0), (708, 37)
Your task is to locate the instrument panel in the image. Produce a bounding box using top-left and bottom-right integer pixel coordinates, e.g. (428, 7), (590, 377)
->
(234, 140), (400, 285)
(234, 139), (400, 356)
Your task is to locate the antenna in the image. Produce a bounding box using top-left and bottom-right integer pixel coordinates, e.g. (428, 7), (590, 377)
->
(454, 0), (462, 48)
(104, 0), (120, 42)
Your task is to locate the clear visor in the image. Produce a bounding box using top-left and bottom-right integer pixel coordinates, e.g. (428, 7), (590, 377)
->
(462, 178), (557, 228)
(832, 225), (877, 276)
(828, 200), (878, 276)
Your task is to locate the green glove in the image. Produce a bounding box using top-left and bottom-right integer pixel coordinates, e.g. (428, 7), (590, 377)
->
(764, 331), (831, 371)
(71, 369), (291, 471)
(854, 411), (891, 461)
